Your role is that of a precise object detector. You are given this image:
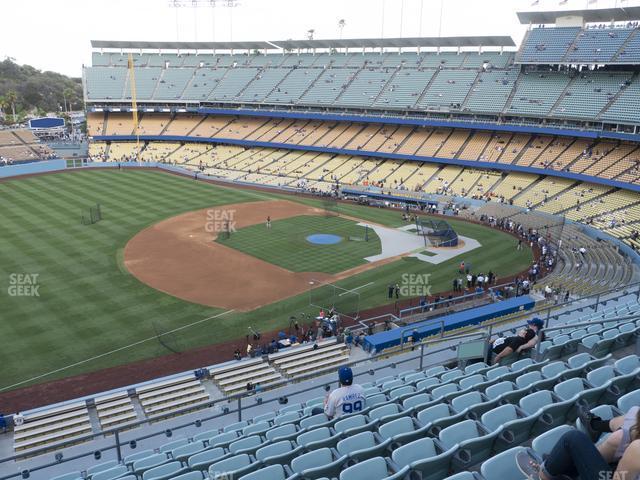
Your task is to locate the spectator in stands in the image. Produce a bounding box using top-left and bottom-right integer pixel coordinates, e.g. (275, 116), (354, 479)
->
(517, 405), (640, 479)
(487, 328), (536, 365)
(516, 317), (545, 355)
(314, 366), (365, 419)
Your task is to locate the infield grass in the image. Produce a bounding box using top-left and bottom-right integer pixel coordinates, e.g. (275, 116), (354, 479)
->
(217, 215), (381, 273)
(0, 169), (533, 390)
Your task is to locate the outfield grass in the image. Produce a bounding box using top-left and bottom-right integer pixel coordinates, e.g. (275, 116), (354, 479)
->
(0, 170), (532, 390)
(217, 215), (381, 273)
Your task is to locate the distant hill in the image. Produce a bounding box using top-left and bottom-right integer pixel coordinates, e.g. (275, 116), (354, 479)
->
(0, 58), (83, 123)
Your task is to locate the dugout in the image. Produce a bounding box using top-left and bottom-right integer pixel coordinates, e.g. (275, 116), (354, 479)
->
(363, 295), (536, 352)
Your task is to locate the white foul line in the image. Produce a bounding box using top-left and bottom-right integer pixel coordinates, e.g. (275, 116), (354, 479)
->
(338, 282), (375, 296)
(0, 310), (234, 393)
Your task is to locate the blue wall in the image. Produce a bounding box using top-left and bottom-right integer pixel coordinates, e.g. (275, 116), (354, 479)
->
(93, 134), (640, 193)
(0, 159), (66, 178)
(363, 295), (536, 352)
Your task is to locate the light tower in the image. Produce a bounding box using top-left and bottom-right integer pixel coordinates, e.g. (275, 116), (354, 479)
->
(168, 0), (241, 41)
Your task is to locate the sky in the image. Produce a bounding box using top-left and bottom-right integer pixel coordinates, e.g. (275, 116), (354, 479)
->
(0, 0), (638, 77)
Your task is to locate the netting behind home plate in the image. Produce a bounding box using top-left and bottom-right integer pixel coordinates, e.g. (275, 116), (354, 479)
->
(308, 279), (361, 320)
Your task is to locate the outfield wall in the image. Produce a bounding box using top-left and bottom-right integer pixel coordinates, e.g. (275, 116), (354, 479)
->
(0, 159), (66, 178)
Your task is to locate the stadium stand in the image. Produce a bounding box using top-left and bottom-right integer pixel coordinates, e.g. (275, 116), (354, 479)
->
(12, 286), (640, 479)
(13, 9), (640, 479)
(136, 374), (210, 419)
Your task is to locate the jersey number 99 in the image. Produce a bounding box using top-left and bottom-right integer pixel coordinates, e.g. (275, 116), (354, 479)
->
(342, 400), (363, 414)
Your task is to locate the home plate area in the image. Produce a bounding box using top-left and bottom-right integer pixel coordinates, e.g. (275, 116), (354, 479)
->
(362, 223), (481, 264)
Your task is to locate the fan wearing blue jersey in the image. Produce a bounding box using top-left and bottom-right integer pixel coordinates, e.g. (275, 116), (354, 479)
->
(323, 366), (366, 419)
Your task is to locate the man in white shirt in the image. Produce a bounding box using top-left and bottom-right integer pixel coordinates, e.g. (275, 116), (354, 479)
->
(322, 367), (366, 418)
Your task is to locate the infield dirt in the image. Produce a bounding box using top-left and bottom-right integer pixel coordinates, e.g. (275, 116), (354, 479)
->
(124, 199), (400, 311)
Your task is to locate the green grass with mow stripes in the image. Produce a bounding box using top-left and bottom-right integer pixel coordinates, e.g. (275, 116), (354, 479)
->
(217, 215), (381, 273)
(0, 169), (532, 390)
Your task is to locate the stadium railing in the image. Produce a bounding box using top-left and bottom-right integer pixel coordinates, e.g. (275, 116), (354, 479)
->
(2, 280), (640, 478)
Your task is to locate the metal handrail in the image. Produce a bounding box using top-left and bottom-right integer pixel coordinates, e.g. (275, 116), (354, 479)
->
(2, 282), (639, 477)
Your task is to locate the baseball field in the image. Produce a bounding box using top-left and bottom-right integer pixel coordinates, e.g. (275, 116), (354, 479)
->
(0, 169), (533, 393)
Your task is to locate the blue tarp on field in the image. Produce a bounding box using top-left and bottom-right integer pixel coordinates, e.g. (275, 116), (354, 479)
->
(363, 295), (536, 352)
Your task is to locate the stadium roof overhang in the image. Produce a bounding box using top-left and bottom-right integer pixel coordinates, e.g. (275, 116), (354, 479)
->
(90, 36), (516, 51)
(517, 6), (640, 24)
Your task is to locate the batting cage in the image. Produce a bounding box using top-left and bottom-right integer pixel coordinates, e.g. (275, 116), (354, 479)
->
(322, 197), (339, 217)
(415, 217), (458, 247)
(81, 203), (102, 225)
(308, 279), (361, 320)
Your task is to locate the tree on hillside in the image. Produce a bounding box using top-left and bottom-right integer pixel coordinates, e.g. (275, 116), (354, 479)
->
(4, 90), (17, 123)
(0, 57), (83, 122)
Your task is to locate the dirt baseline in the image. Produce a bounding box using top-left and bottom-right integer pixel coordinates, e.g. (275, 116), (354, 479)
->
(124, 199), (339, 311)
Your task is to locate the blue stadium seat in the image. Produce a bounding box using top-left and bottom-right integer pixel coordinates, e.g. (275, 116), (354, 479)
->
(208, 454), (258, 480)
(450, 391), (499, 419)
(481, 403), (538, 451)
(369, 403), (406, 424)
(229, 435), (266, 455)
(479, 446), (528, 479)
(238, 464), (287, 480)
(143, 461), (186, 480)
(170, 441), (207, 463)
(519, 390), (573, 435)
(290, 447), (346, 479)
(255, 440), (303, 466)
(159, 438), (189, 453)
(614, 355), (640, 375)
(389, 385), (416, 401)
(402, 393), (434, 411)
(334, 414), (379, 436)
(553, 377), (606, 417)
(253, 412), (276, 423)
(296, 426), (342, 450)
(531, 425), (574, 457)
(336, 431), (392, 463)
(133, 454), (170, 476)
(124, 449), (155, 467)
(87, 461), (118, 476)
(299, 413), (332, 430)
(224, 421), (249, 433)
(484, 380), (529, 404)
(415, 378), (440, 391)
(618, 388), (640, 412)
(443, 473), (481, 480)
(417, 403), (466, 433)
(390, 437), (455, 480)
(339, 456), (406, 480)
(438, 419), (500, 468)
(187, 447), (227, 471)
(516, 370), (556, 391)
(243, 420), (271, 436)
(170, 472), (204, 480)
(93, 466), (130, 480)
(378, 416), (431, 445)
(265, 423), (298, 442)
(273, 411), (300, 426)
(576, 404), (623, 442)
(208, 431), (238, 448)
